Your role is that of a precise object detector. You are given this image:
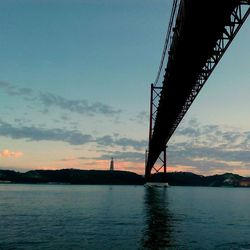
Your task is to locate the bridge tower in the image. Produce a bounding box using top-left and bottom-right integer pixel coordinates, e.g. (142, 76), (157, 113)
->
(145, 84), (168, 182)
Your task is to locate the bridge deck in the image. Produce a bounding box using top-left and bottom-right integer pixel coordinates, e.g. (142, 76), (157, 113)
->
(146, 0), (250, 178)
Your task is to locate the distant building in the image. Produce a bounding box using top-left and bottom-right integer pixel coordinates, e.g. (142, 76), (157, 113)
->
(239, 178), (250, 187)
(110, 157), (114, 171)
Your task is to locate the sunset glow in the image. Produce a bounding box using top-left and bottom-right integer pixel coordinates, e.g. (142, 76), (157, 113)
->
(0, 1), (250, 176)
(0, 149), (23, 158)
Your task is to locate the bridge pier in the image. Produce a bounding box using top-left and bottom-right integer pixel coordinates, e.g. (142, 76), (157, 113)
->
(145, 83), (168, 182)
(145, 146), (168, 184)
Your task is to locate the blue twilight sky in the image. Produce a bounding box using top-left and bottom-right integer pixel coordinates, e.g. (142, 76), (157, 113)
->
(0, 0), (250, 176)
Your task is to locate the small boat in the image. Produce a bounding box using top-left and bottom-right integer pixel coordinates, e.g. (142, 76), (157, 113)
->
(145, 182), (169, 188)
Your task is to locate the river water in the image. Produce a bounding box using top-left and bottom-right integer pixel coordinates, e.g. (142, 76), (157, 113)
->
(0, 184), (250, 250)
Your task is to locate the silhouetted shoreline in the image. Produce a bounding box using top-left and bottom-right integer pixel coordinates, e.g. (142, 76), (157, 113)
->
(0, 169), (144, 185)
(0, 169), (249, 187)
(152, 172), (250, 187)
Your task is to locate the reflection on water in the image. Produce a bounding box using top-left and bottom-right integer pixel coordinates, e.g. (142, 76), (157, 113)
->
(141, 187), (175, 250)
(1, 185), (250, 249)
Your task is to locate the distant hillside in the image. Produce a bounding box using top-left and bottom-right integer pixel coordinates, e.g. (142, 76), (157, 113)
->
(0, 169), (248, 187)
(151, 172), (244, 187)
(0, 169), (144, 185)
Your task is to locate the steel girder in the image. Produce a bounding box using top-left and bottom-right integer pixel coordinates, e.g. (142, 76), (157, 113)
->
(166, 0), (250, 143)
(146, 0), (250, 180)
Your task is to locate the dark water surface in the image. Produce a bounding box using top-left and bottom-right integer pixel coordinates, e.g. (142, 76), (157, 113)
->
(0, 184), (250, 250)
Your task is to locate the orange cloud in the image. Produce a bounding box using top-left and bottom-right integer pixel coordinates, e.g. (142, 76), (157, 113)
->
(0, 149), (23, 158)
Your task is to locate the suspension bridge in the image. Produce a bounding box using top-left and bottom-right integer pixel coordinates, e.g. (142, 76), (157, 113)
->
(145, 0), (250, 181)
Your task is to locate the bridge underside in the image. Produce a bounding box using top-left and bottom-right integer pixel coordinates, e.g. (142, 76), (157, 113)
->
(146, 0), (250, 180)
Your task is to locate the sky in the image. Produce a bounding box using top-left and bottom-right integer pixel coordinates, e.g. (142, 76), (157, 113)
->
(0, 0), (250, 176)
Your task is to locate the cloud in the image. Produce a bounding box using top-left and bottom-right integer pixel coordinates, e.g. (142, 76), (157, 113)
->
(0, 149), (23, 158)
(167, 119), (250, 174)
(0, 81), (121, 116)
(0, 120), (146, 150)
(0, 81), (10, 88)
(38, 92), (121, 116)
(0, 120), (93, 145)
(0, 81), (33, 96)
(173, 119), (247, 148)
(115, 138), (147, 150)
(169, 145), (250, 166)
(131, 110), (149, 124)
(96, 135), (114, 146)
(96, 135), (147, 150)
(178, 127), (201, 137)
